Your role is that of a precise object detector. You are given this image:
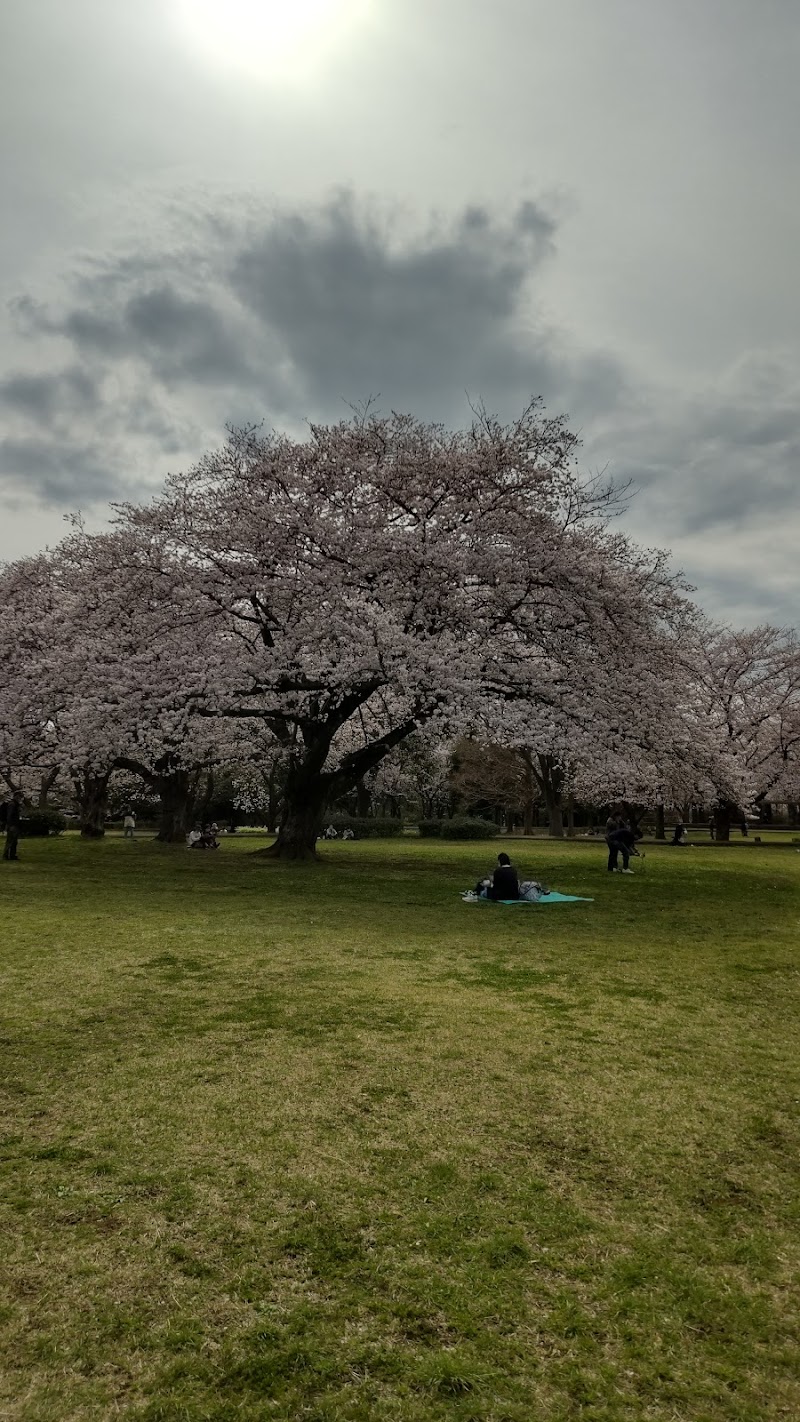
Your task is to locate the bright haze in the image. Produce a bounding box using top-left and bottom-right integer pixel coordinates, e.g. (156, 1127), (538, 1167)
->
(1, 0), (798, 625)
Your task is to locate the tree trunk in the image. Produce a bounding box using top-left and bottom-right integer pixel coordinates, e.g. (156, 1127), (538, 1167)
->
(566, 793), (575, 838)
(788, 803), (799, 828)
(199, 769), (214, 825)
(519, 749), (536, 835)
(654, 805), (666, 841)
(260, 753), (329, 860)
(532, 753), (565, 838)
(261, 713), (420, 860)
(155, 770), (197, 843)
(263, 788), (326, 860)
(38, 766), (60, 808)
(75, 770), (111, 838)
(713, 800), (737, 843)
(356, 778), (372, 818)
(266, 764), (278, 834)
(545, 795), (564, 837)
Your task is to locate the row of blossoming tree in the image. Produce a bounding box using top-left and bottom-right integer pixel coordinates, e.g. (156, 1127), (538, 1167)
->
(1, 403), (798, 857)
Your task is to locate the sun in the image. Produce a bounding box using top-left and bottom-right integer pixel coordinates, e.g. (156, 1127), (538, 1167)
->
(175, 0), (367, 79)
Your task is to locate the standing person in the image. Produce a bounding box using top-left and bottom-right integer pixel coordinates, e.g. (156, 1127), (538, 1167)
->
(740, 818), (749, 837)
(708, 814), (716, 841)
(606, 817), (636, 874)
(671, 818), (686, 845)
(2, 790), (23, 861)
(123, 811), (136, 839)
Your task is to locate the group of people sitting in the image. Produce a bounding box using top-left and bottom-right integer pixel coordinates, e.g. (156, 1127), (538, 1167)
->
(187, 823), (220, 850)
(321, 825), (355, 840)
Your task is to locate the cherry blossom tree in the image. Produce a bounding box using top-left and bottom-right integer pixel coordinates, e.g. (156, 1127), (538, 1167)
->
(105, 403), (703, 859)
(0, 533), (245, 840)
(690, 623), (800, 839)
(6, 403), (795, 865)
(54, 527), (266, 841)
(0, 554), (67, 813)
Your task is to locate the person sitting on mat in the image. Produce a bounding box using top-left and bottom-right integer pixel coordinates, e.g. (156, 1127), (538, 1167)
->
(475, 851), (520, 900)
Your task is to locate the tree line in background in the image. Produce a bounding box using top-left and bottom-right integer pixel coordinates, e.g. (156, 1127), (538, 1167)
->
(1, 402), (798, 858)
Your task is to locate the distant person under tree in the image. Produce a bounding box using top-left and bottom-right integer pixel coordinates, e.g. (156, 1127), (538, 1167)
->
(2, 790), (23, 862)
(605, 814), (638, 873)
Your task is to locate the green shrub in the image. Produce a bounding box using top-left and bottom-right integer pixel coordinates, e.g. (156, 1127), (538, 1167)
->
(19, 808), (67, 837)
(419, 816), (499, 840)
(327, 814), (402, 839)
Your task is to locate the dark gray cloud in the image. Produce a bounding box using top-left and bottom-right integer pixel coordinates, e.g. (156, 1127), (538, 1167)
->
(0, 192), (628, 508)
(579, 351), (800, 626)
(588, 351), (800, 536)
(0, 435), (116, 504)
(0, 187), (798, 627)
(230, 194), (562, 416)
(19, 280), (252, 388)
(0, 367), (98, 420)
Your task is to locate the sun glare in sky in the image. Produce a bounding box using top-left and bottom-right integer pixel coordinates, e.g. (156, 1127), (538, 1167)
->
(175, 0), (368, 80)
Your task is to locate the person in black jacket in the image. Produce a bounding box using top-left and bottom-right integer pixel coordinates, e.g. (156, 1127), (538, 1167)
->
(606, 815), (638, 873)
(475, 851), (520, 900)
(2, 791), (23, 861)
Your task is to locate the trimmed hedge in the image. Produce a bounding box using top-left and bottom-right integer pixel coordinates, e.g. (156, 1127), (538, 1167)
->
(419, 816), (500, 840)
(327, 814), (403, 839)
(19, 809), (67, 837)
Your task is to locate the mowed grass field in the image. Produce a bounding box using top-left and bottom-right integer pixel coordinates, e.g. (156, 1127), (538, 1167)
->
(1, 835), (799, 1422)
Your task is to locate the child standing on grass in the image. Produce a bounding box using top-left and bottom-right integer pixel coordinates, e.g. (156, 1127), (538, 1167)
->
(123, 811), (136, 839)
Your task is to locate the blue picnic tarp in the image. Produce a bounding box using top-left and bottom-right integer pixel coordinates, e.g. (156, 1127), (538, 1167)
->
(466, 891), (593, 905)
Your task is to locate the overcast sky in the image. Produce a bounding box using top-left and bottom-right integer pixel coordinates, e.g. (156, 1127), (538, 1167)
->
(1, 0), (798, 625)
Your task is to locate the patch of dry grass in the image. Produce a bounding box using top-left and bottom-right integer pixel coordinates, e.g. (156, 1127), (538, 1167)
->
(1, 835), (799, 1419)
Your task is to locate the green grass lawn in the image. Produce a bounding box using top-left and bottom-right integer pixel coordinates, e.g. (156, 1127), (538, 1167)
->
(1, 836), (799, 1421)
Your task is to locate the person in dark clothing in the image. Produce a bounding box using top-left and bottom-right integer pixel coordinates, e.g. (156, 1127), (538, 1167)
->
(671, 819), (687, 845)
(605, 814), (630, 872)
(606, 830), (631, 873)
(476, 852), (520, 900)
(606, 816), (640, 873)
(489, 852), (520, 900)
(2, 791), (23, 861)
